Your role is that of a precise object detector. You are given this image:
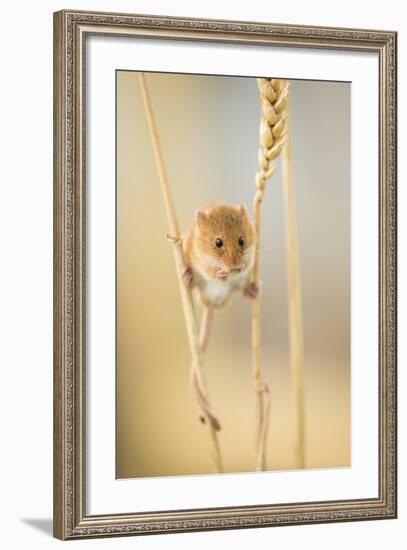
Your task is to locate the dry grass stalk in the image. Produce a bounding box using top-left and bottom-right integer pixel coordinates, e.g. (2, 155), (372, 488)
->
(282, 109), (306, 469)
(253, 78), (289, 471)
(138, 73), (222, 473)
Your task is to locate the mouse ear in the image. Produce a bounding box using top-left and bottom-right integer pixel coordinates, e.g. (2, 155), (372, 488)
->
(195, 209), (207, 227)
(237, 203), (249, 217)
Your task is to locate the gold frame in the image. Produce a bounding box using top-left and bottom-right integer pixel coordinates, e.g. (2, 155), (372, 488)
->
(53, 9), (397, 540)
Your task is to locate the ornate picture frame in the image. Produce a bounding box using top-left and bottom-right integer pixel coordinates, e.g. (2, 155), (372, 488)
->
(53, 9), (397, 540)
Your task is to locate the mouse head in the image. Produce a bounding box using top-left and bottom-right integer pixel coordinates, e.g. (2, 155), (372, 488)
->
(195, 203), (256, 277)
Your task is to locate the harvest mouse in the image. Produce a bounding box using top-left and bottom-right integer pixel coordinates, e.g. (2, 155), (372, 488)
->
(181, 203), (259, 432)
(182, 203), (259, 310)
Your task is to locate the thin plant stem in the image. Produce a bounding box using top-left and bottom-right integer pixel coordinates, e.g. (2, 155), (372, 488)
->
(282, 109), (306, 469)
(252, 177), (271, 471)
(138, 72), (222, 473)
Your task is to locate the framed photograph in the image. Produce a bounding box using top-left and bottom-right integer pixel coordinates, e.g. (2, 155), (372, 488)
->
(53, 9), (397, 540)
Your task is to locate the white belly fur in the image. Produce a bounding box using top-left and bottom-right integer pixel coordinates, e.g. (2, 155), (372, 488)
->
(204, 278), (232, 307)
(194, 264), (249, 308)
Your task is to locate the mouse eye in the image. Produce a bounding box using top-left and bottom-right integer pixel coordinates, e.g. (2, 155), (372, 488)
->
(238, 237), (245, 247)
(215, 238), (223, 248)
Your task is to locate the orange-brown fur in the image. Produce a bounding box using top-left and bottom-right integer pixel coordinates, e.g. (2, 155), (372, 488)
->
(183, 203), (257, 308)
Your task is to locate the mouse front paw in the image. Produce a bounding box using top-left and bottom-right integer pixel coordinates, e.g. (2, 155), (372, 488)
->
(244, 282), (260, 299)
(216, 270), (228, 281)
(182, 266), (194, 288)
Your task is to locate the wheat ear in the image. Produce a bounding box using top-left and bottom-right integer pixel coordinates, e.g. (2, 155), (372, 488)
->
(252, 78), (288, 471)
(138, 73), (222, 473)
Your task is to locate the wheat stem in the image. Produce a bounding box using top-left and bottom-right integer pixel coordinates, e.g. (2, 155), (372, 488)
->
(253, 78), (288, 471)
(138, 72), (222, 473)
(282, 109), (306, 469)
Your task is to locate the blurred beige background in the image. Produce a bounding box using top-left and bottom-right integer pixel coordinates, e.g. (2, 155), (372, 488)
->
(116, 71), (350, 478)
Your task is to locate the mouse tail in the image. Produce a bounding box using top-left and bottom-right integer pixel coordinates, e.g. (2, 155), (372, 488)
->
(199, 307), (213, 353)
